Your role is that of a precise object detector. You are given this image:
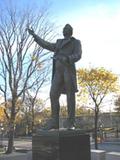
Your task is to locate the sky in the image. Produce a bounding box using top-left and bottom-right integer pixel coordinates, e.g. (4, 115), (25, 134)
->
(0, 0), (120, 111)
(1, 0), (120, 74)
(45, 0), (120, 111)
(37, 0), (120, 111)
(49, 0), (120, 74)
(28, 0), (120, 74)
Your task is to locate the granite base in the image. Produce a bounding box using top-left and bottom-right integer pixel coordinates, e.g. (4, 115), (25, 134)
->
(32, 130), (91, 160)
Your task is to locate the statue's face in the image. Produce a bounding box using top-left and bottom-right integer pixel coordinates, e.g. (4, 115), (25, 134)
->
(63, 25), (72, 38)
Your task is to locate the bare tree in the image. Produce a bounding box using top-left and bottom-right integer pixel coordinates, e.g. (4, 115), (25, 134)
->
(21, 94), (47, 135)
(0, 3), (56, 153)
(24, 72), (49, 134)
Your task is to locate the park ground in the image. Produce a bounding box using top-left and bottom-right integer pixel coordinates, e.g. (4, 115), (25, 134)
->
(0, 137), (120, 153)
(0, 138), (120, 160)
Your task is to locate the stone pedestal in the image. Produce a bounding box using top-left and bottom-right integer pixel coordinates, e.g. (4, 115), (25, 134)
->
(106, 152), (120, 160)
(32, 130), (91, 160)
(91, 149), (106, 160)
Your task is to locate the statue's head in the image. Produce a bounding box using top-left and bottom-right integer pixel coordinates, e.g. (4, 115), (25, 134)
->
(63, 24), (73, 38)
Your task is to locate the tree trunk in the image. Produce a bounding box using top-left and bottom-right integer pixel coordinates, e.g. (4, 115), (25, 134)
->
(32, 104), (35, 133)
(94, 109), (99, 149)
(6, 121), (15, 154)
(6, 98), (16, 154)
(32, 119), (34, 134)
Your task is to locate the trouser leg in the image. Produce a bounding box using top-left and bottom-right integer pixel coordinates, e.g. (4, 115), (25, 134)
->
(41, 87), (61, 130)
(50, 89), (60, 123)
(67, 91), (75, 126)
(50, 72), (63, 127)
(64, 70), (76, 128)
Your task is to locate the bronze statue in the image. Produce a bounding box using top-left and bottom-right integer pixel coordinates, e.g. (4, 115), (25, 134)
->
(28, 24), (82, 130)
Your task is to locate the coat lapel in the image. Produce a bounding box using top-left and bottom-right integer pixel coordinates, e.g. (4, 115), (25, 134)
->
(60, 38), (71, 48)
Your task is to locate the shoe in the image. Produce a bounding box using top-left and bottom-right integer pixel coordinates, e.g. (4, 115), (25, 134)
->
(40, 118), (59, 130)
(67, 125), (75, 130)
(63, 119), (76, 130)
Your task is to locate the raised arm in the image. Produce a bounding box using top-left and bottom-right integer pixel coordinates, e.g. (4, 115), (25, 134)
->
(28, 28), (56, 52)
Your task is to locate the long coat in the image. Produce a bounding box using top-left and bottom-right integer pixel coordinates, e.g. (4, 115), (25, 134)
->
(33, 34), (82, 93)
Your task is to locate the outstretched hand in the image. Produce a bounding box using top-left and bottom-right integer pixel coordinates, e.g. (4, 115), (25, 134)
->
(27, 27), (34, 36)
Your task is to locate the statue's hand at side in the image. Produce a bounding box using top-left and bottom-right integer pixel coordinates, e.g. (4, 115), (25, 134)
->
(57, 56), (69, 64)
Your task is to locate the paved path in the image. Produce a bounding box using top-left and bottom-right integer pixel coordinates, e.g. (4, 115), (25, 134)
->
(1, 137), (120, 160)
(2, 138), (32, 150)
(2, 137), (120, 153)
(91, 138), (120, 152)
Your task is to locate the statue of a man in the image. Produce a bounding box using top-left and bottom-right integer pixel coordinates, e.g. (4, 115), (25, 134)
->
(28, 24), (82, 130)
